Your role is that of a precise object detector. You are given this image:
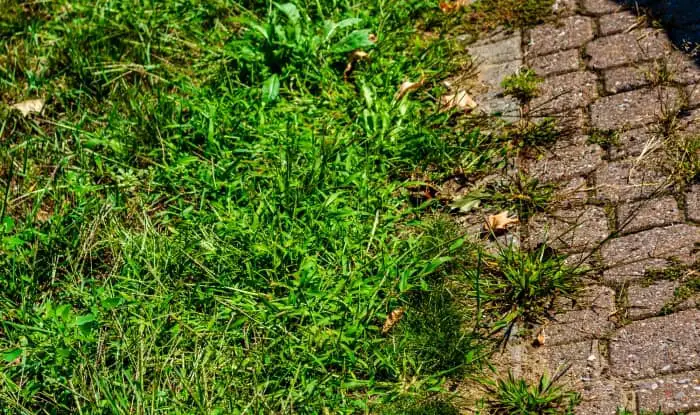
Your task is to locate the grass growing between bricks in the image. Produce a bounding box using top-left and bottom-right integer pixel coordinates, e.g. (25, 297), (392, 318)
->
(0, 0), (581, 413)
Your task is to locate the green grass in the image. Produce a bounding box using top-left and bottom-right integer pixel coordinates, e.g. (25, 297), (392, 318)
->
(502, 69), (542, 103)
(0, 0), (575, 413)
(486, 372), (580, 415)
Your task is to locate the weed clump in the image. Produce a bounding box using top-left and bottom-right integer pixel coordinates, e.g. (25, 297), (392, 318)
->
(502, 69), (542, 103)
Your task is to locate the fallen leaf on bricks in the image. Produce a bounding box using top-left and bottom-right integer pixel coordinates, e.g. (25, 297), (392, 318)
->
(381, 307), (405, 334)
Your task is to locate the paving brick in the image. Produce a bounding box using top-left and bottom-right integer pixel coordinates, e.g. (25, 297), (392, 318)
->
(590, 86), (682, 130)
(468, 35), (522, 65)
(626, 279), (681, 320)
(546, 285), (615, 346)
(586, 29), (673, 70)
(599, 11), (642, 36)
(555, 176), (589, 206)
(617, 196), (683, 233)
(478, 60), (522, 90)
(669, 53), (700, 85)
(525, 340), (603, 388)
(634, 371), (700, 414)
(595, 158), (673, 203)
(609, 127), (660, 160)
(603, 258), (670, 284)
(610, 309), (700, 380)
(527, 16), (594, 56)
(527, 49), (580, 77)
(575, 381), (629, 415)
(529, 205), (609, 253)
(688, 184), (700, 222)
(679, 108), (700, 135)
(581, 0), (622, 14)
(531, 71), (598, 114)
(604, 65), (650, 94)
(687, 84), (700, 108)
(601, 224), (699, 275)
(471, 27), (520, 47)
(522, 136), (603, 182)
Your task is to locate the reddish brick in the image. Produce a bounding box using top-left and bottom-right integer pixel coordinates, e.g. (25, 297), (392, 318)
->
(530, 71), (598, 114)
(581, 0), (621, 14)
(586, 29), (673, 70)
(590, 86), (682, 130)
(528, 49), (580, 77)
(527, 16), (594, 56)
(610, 310), (700, 379)
(599, 12), (643, 36)
(617, 196), (682, 233)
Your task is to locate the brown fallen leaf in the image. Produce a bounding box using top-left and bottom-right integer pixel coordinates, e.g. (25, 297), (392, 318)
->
(381, 307), (405, 335)
(344, 50), (369, 80)
(440, 90), (477, 112)
(368, 33), (377, 43)
(484, 211), (519, 232)
(533, 329), (546, 347)
(395, 78), (425, 100)
(11, 98), (44, 117)
(439, 0), (472, 13)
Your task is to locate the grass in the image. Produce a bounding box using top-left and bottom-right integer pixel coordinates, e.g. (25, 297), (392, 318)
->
(0, 0), (578, 413)
(486, 372), (580, 415)
(501, 69), (542, 103)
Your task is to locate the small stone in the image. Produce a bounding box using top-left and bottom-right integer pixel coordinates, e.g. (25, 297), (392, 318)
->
(531, 71), (598, 114)
(581, 0), (621, 14)
(599, 11), (643, 36)
(586, 29), (672, 70)
(468, 35), (522, 65)
(610, 310), (700, 380)
(590, 86), (682, 130)
(527, 49), (580, 77)
(527, 16), (594, 56)
(617, 196), (683, 233)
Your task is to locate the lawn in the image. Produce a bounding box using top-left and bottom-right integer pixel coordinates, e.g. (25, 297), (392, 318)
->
(0, 0), (571, 413)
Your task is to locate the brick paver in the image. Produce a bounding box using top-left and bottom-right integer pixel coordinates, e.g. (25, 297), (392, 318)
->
(462, 2), (700, 412)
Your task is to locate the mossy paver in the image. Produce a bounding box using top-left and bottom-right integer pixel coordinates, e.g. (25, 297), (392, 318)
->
(465, 1), (700, 411)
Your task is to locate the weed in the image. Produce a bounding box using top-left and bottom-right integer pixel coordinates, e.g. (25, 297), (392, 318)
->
(486, 372), (581, 414)
(588, 129), (621, 151)
(511, 118), (560, 147)
(502, 69), (542, 103)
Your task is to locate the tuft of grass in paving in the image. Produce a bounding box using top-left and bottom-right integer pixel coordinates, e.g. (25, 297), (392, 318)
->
(502, 69), (542, 104)
(485, 372), (580, 415)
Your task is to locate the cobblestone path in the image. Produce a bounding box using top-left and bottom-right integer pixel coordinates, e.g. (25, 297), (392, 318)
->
(465, 0), (700, 413)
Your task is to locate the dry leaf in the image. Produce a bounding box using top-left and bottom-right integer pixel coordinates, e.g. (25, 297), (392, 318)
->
(533, 329), (546, 347)
(485, 211), (519, 232)
(395, 78), (425, 100)
(11, 98), (44, 117)
(440, 90), (477, 112)
(344, 50), (369, 80)
(381, 307), (405, 335)
(439, 0), (472, 13)
(368, 33), (377, 43)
